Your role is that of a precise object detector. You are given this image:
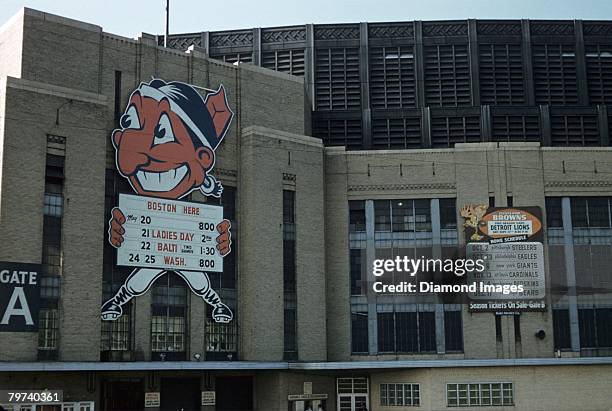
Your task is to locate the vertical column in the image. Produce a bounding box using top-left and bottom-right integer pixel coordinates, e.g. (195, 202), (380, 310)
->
(481, 105), (492, 142)
(468, 19), (481, 107)
(540, 105), (552, 146)
(305, 24), (316, 111)
(414, 21), (426, 108)
(598, 105), (609, 146)
(365, 200), (378, 355)
(200, 32), (210, 56)
(561, 197), (580, 352)
(431, 199), (446, 354)
(521, 20), (536, 106)
(574, 20), (589, 106)
(422, 107), (432, 148)
(360, 22), (372, 149)
(253, 28), (262, 66)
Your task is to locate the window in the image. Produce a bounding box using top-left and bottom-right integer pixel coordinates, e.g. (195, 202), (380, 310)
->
(495, 315), (503, 343)
(262, 49), (305, 76)
(545, 197), (563, 228)
(39, 151), (64, 357)
(370, 46), (416, 108)
(206, 314), (238, 358)
(570, 197), (612, 228)
(312, 117), (362, 149)
(579, 308), (612, 349)
(551, 114), (600, 147)
(374, 200), (392, 231)
(349, 201), (366, 232)
(553, 308), (571, 350)
(350, 249), (365, 295)
(337, 378), (369, 394)
(479, 43), (525, 105)
(151, 274), (187, 360)
(492, 114), (540, 143)
(377, 310), (436, 354)
(351, 312), (369, 353)
(372, 117), (422, 149)
(315, 48), (361, 110)
(447, 383), (514, 407)
(445, 310), (464, 351)
(533, 44), (578, 105)
(283, 190), (297, 359)
(431, 115), (481, 148)
(440, 198), (458, 229)
(38, 308), (59, 350)
(586, 44), (612, 105)
(424, 44), (471, 106)
(375, 200), (431, 232)
(211, 53), (253, 64)
(101, 314), (130, 351)
(40, 276), (60, 299)
(380, 383), (420, 406)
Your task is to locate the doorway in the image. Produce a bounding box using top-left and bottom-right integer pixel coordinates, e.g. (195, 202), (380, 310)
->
(216, 376), (253, 411)
(160, 377), (200, 411)
(337, 378), (369, 411)
(102, 379), (144, 411)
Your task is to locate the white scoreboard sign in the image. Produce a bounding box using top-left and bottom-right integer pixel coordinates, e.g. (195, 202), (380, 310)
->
(117, 194), (224, 272)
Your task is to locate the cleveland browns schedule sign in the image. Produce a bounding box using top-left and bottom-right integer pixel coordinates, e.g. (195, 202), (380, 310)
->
(461, 205), (546, 313)
(116, 194), (224, 272)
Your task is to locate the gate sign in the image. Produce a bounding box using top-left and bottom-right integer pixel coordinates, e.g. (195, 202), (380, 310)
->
(0, 262), (41, 332)
(117, 194), (224, 272)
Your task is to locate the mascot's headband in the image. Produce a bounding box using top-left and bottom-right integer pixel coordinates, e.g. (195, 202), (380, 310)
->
(129, 79), (231, 198)
(134, 81), (228, 150)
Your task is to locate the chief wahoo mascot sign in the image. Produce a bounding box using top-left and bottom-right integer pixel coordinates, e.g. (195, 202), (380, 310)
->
(102, 79), (234, 323)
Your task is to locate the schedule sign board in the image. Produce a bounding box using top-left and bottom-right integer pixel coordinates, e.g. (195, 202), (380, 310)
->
(116, 194), (224, 272)
(466, 242), (546, 311)
(461, 205), (546, 313)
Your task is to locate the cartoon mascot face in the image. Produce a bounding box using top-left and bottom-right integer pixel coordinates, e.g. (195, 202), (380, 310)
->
(112, 79), (233, 199)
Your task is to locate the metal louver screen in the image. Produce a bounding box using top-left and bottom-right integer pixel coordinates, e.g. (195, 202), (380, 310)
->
(370, 46), (416, 108)
(372, 117), (421, 149)
(315, 48), (361, 110)
(479, 43), (525, 105)
(312, 118), (362, 149)
(586, 44), (612, 105)
(262, 49), (305, 76)
(431, 115), (481, 147)
(533, 44), (578, 105)
(424, 44), (471, 106)
(211, 53), (253, 64)
(492, 115), (540, 142)
(551, 114), (599, 146)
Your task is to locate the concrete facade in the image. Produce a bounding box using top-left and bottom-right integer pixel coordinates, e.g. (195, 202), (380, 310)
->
(0, 8), (611, 411)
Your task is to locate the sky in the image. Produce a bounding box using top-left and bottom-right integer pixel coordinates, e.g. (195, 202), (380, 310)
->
(1, 0), (612, 38)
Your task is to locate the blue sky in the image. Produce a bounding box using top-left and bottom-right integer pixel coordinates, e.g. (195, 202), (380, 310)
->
(2, 0), (612, 37)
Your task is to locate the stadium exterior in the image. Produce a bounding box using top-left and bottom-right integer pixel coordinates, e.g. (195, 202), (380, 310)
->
(1, 7), (612, 411)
